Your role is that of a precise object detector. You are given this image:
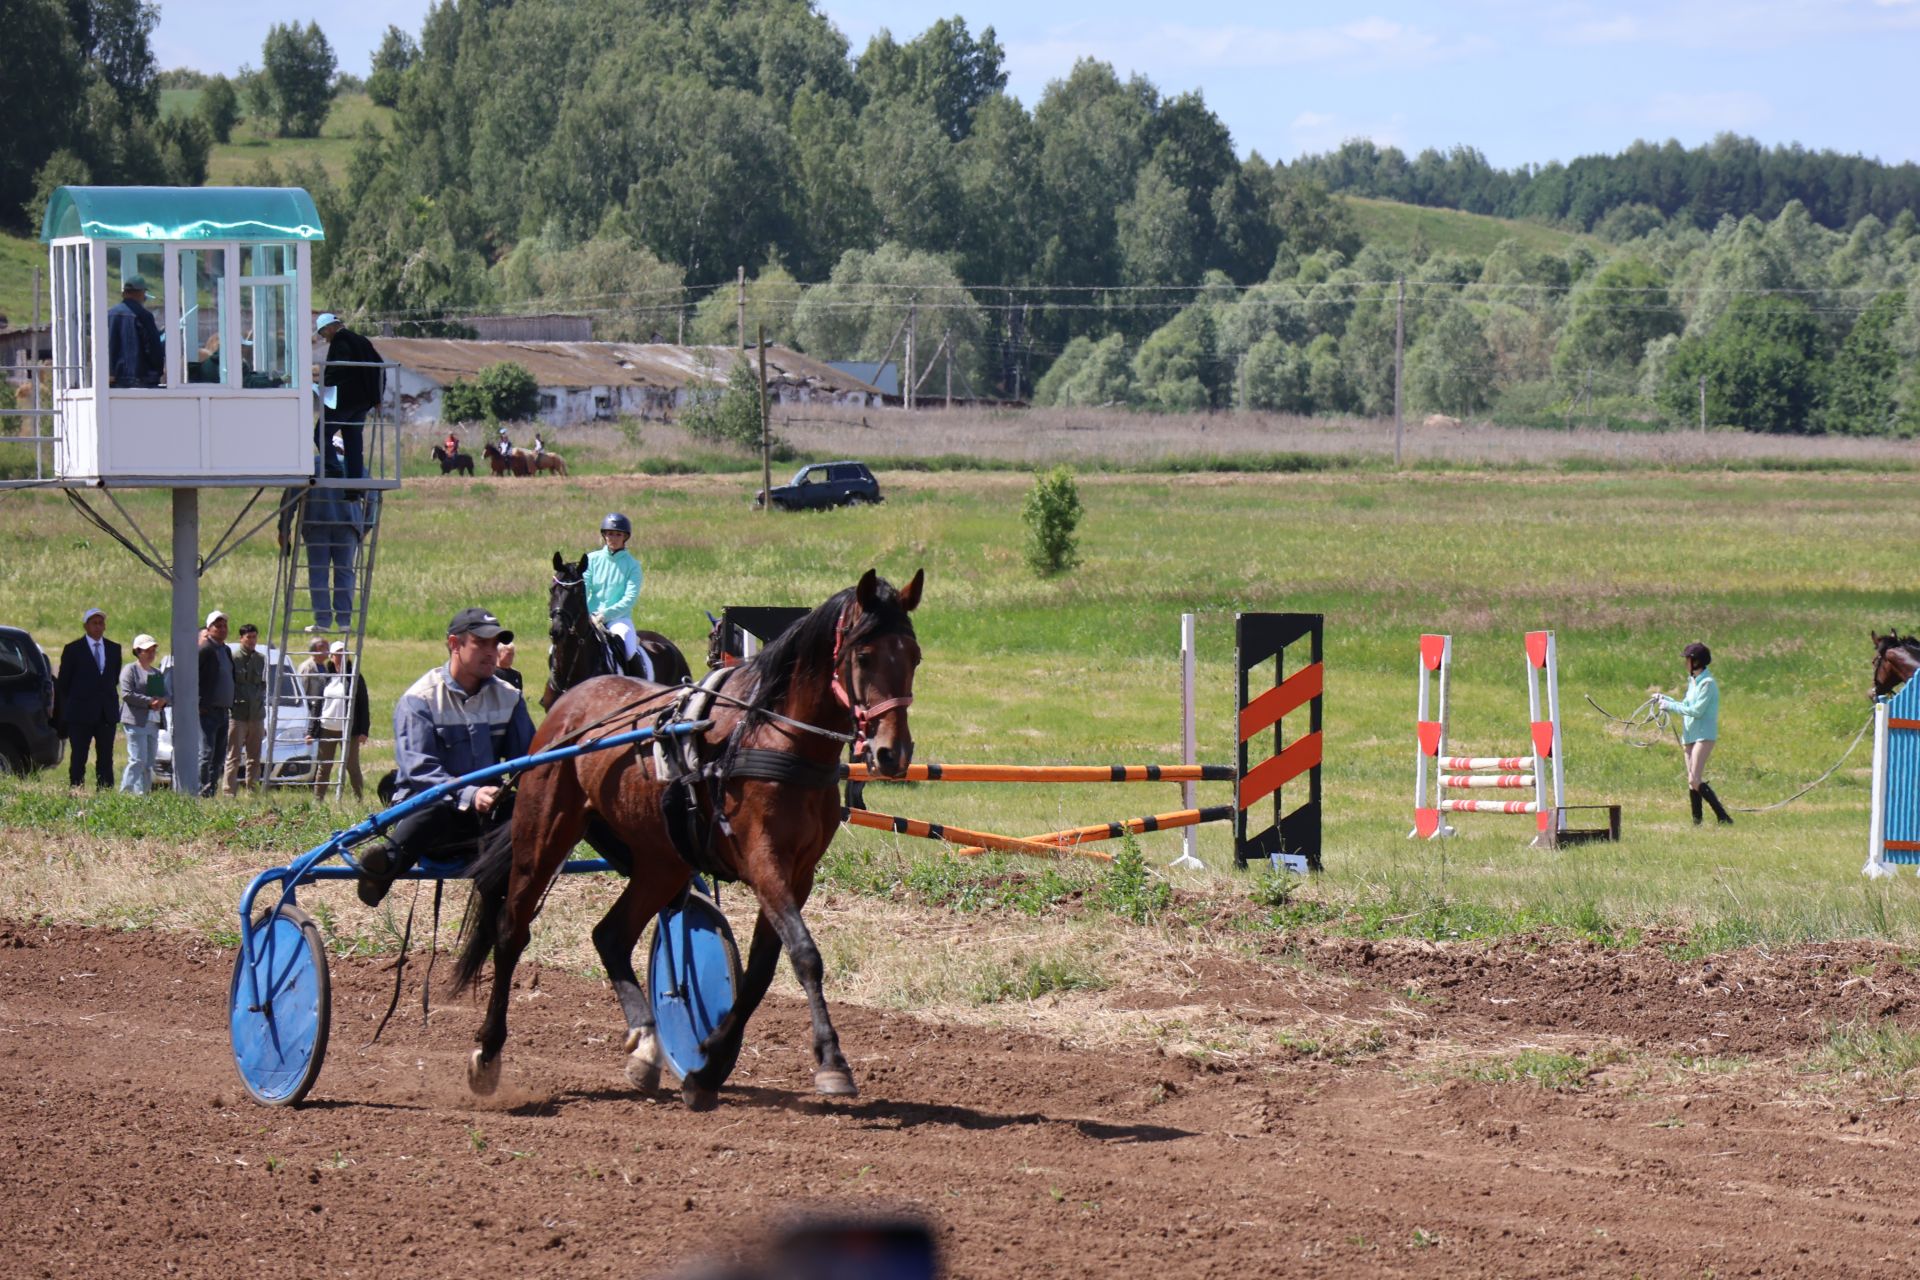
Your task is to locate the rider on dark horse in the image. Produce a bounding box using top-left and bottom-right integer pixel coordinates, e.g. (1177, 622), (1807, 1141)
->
(587, 512), (653, 682)
(356, 607), (535, 907)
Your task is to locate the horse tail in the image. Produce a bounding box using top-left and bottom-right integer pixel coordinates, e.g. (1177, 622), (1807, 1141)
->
(450, 824), (516, 995)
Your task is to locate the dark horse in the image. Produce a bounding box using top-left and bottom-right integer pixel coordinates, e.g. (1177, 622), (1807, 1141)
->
(482, 442), (531, 477)
(451, 568), (923, 1108)
(543, 551), (692, 710)
(1872, 631), (1920, 699)
(430, 443), (474, 475)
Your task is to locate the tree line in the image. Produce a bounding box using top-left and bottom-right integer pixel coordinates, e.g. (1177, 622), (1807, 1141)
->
(1291, 135), (1920, 237)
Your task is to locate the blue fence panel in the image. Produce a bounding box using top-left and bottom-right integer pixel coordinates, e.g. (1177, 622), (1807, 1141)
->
(1885, 681), (1920, 864)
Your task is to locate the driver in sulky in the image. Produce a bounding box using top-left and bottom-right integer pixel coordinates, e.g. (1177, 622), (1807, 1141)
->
(356, 607), (534, 907)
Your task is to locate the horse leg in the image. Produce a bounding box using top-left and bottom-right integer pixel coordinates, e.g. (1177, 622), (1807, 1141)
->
(590, 873), (685, 1094)
(736, 875), (856, 1097)
(682, 909), (784, 1104)
(468, 779), (586, 1095)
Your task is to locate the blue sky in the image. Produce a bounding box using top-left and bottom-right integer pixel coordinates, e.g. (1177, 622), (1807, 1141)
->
(157, 0), (1920, 167)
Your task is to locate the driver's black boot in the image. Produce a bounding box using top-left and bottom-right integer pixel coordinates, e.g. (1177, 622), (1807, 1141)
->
(1699, 783), (1733, 825)
(356, 840), (417, 907)
(1689, 788), (1703, 825)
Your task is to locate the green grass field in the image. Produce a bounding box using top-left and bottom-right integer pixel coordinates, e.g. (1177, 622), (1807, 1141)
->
(1341, 195), (1599, 260)
(162, 90), (392, 186)
(2, 458), (1915, 954)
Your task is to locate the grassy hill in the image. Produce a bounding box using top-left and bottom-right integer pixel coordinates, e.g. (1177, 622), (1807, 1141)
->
(162, 89), (393, 186)
(1339, 194), (1601, 259)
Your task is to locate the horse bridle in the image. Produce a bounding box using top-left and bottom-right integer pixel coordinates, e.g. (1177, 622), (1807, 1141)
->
(829, 603), (913, 753)
(548, 571), (606, 684)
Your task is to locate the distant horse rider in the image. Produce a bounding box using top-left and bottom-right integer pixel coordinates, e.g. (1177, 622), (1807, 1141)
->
(587, 512), (652, 681)
(356, 607), (533, 906)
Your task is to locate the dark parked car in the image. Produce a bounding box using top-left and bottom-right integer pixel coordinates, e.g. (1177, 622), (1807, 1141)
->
(0, 626), (62, 775)
(756, 461), (882, 511)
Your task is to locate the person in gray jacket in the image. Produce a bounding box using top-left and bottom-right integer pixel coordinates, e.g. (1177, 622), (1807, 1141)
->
(117, 635), (169, 795)
(224, 623), (268, 794)
(356, 607), (533, 906)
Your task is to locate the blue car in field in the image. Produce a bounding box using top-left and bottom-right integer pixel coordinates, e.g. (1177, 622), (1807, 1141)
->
(755, 461), (883, 511)
(0, 626), (62, 775)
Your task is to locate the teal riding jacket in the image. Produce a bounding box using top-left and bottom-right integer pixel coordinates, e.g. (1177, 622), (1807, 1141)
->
(585, 545), (642, 621)
(1658, 667), (1720, 744)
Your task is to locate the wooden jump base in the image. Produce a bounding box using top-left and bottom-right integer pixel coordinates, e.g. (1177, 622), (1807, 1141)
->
(950, 804), (1237, 859)
(843, 762), (1236, 784)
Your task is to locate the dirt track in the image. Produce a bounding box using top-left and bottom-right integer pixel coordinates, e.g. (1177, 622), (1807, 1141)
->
(5, 921), (1920, 1278)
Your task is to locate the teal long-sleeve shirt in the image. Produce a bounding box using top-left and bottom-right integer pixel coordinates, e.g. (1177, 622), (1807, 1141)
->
(1658, 667), (1720, 743)
(585, 545), (642, 619)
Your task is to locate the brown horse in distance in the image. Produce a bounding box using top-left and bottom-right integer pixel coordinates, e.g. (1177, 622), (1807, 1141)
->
(452, 568), (925, 1109)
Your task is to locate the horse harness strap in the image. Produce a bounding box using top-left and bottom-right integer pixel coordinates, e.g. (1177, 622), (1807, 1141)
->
(651, 668), (843, 880)
(831, 603), (912, 756)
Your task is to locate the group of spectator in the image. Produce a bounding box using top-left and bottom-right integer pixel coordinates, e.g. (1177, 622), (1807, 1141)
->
(51, 605), (376, 801)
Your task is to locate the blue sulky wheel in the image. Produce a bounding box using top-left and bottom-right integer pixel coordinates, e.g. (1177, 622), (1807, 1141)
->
(647, 883), (741, 1082)
(229, 901), (331, 1107)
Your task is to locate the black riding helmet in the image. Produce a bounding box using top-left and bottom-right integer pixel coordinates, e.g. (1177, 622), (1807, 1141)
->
(1682, 641), (1711, 668)
(600, 512), (632, 536)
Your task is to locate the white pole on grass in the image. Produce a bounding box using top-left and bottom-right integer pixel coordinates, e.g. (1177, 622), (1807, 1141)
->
(1171, 612), (1204, 870)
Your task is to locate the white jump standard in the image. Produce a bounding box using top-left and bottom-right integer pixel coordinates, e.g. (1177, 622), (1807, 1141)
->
(1411, 631), (1615, 848)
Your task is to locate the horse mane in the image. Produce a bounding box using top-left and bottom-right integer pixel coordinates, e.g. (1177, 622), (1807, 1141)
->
(738, 576), (915, 726)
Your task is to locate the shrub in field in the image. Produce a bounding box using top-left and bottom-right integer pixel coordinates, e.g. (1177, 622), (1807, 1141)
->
(1100, 833), (1169, 923)
(1021, 464), (1082, 576)
(439, 361), (539, 424)
(680, 359), (765, 449)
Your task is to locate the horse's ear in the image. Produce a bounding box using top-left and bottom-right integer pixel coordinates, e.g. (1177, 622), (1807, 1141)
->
(855, 568), (880, 610)
(552, 551), (566, 573)
(575, 553), (590, 576)
(898, 568), (924, 613)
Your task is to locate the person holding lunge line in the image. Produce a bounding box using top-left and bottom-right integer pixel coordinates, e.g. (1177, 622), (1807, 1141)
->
(1657, 641), (1730, 825)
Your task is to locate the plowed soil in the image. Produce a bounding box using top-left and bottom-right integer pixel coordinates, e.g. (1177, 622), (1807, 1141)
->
(5, 920), (1920, 1278)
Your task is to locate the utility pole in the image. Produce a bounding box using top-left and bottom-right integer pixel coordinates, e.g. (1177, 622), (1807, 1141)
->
(944, 330), (952, 408)
(736, 266), (746, 349)
(758, 323), (771, 515)
(904, 301), (916, 412)
(1392, 277), (1405, 468)
(1698, 374), (1707, 432)
(676, 307), (685, 345)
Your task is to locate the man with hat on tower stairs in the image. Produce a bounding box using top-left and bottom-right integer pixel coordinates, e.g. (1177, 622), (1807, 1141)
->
(356, 607), (534, 907)
(586, 512), (653, 682)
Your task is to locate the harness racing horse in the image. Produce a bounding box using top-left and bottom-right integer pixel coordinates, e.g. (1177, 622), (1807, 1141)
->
(543, 551), (693, 710)
(1872, 631), (1920, 699)
(430, 444), (475, 475)
(452, 568), (923, 1109)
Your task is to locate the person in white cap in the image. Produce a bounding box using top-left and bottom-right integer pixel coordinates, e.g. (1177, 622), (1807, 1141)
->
(315, 313), (383, 481)
(117, 635), (168, 794)
(196, 611), (234, 797)
(312, 640), (351, 798)
(55, 607), (121, 789)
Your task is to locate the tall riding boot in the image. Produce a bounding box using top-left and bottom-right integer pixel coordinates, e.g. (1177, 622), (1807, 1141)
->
(1699, 783), (1733, 825)
(1689, 788), (1703, 825)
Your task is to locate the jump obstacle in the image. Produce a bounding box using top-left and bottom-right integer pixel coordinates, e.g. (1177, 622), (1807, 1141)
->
(726, 608), (1324, 872)
(1412, 631), (1619, 848)
(1865, 676), (1920, 878)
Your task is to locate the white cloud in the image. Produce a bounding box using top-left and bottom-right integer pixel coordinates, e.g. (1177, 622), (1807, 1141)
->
(1286, 111), (1408, 155)
(1640, 90), (1775, 132)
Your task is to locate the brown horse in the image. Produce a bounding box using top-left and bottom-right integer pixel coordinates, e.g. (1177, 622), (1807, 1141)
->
(482, 442), (530, 476)
(543, 551), (692, 710)
(452, 568), (924, 1109)
(1872, 631), (1920, 699)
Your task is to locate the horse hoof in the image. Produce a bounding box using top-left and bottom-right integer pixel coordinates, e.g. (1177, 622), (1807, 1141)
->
(814, 1067), (858, 1097)
(467, 1048), (501, 1096)
(681, 1080), (720, 1112)
(623, 1028), (662, 1093)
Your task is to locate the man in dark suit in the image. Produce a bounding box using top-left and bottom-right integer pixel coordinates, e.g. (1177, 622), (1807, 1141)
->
(316, 313), (384, 481)
(55, 607), (122, 788)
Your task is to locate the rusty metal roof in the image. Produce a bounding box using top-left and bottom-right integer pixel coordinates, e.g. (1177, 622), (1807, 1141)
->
(373, 339), (884, 396)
